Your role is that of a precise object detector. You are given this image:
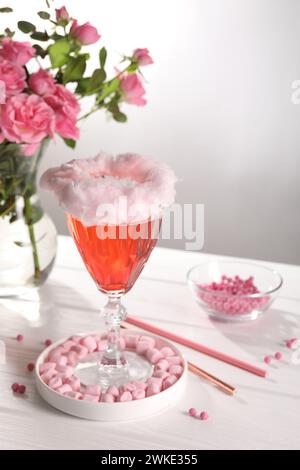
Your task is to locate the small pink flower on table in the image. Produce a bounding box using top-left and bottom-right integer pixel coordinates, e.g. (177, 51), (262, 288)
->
(0, 58), (26, 96)
(70, 20), (100, 45)
(0, 38), (35, 65)
(133, 48), (153, 66)
(29, 69), (56, 96)
(119, 73), (147, 106)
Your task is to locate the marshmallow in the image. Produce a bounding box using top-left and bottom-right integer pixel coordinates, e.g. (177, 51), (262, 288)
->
(136, 341), (151, 356)
(65, 376), (81, 391)
(85, 384), (101, 396)
(122, 382), (136, 393)
(56, 384), (73, 395)
(83, 394), (99, 402)
(80, 336), (97, 353)
(55, 355), (68, 367)
(96, 340), (107, 352)
(39, 362), (56, 375)
(61, 340), (77, 351)
(106, 385), (120, 397)
(146, 348), (163, 364)
(166, 356), (182, 366)
(132, 381), (147, 390)
(56, 365), (73, 378)
(168, 365), (183, 377)
(101, 393), (115, 403)
(146, 383), (161, 397)
(41, 368), (57, 384)
(48, 376), (63, 390)
(139, 336), (156, 348)
(147, 377), (163, 387)
(119, 391), (132, 402)
(163, 375), (178, 390)
(153, 370), (170, 379)
(155, 359), (169, 371)
(132, 389), (146, 400)
(65, 351), (79, 366)
(124, 335), (139, 349)
(160, 346), (175, 357)
(70, 344), (89, 359)
(64, 391), (83, 400)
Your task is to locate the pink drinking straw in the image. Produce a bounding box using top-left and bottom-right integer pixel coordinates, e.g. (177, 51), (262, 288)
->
(125, 315), (267, 378)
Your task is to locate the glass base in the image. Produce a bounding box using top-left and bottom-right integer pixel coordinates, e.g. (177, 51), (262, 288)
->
(75, 351), (153, 390)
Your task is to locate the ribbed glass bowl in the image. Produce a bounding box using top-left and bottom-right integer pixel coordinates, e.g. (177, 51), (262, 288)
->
(187, 261), (283, 322)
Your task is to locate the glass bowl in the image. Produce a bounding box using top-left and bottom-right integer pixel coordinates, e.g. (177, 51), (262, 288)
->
(187, 261), (283, 322)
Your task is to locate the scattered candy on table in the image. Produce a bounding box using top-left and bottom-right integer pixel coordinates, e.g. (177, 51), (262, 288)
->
(188, 407), (197, 417)
(11, 383), (26, 394)
(274, 352), (282, 361)
(27, 362), (35, 372)
(199, 411), (209, 421)
(198, 275), (269, 316)
(264, 356), (272, 365)
(44, 339), (52, 347)
(16, 334), (24, 342)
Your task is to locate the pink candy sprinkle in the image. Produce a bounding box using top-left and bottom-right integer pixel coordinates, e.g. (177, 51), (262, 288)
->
(274, 352), (282, 361)
(27, 362), (35, 372)
(199, 411), (209, 421)
(11, 383), (19, 393)
(18, 384), (26, 394)
(189, 407), (197, 417)
(44, 339), (52, 347)
(286, 338), (298, 349)
(16, 334), (24, 342)
(264, 356), (272, 364)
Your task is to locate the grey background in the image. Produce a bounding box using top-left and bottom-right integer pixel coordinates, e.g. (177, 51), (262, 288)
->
(6, 0), (300, 263)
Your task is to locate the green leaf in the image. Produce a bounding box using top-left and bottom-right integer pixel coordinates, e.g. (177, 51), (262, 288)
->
(33, 44), (47, 58)
(31, 31), (49, 41)
(48, 38), (71, 68)
(96, 78), (120, 103)
(89, 68), (106, 92)
(0, 7), (13, 13)
(38, 11), (50, 20)
(51, 32), (64, 41)
(63, 138), (76, 149)
(63, 55), (87, 83)
(18, 21), (36, 34)
(75, 77), (91, 95)
(113, 111), (127, 123)
(99, 47), (107, 69)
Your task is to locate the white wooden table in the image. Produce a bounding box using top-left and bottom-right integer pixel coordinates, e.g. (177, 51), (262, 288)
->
(0, 235), (300, 450)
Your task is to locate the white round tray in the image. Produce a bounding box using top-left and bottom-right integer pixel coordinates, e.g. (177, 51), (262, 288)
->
(35, 331), (187, 421)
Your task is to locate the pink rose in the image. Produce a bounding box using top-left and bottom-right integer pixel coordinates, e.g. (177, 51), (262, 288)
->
(0, 38), (35, 66)
(44, 85), (80, 140)
(29, 69), (56, 96)
(0, 57), (26, 96)
(0, 94), (55, 144)
(70, 20), (101, 45)
(55, 6), (70, 23)
(119, 73), (147, 106)
(133, 48), (153, 66)
(0, 80), (5, 104)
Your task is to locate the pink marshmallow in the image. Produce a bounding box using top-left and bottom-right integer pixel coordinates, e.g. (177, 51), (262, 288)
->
(163, 374), (178, 390)
(41, 368), (57, 384)
(65, 351), (79, 366)
(139, 336), (156, 348)
(61, 340), (77, 351)
(56, 384), (73, 395)
(119, 336), (126, 350)
(70, 344), (89, 359)
(64, 391), (83, 400)
(132, 381), (147, 390)
(168, 365), (183, 377)
(83, 394), (99, 402)
(48, 376), (63, 390)
(39, 362), (56, 375)
(146, 383), (161, 397)
(56, 365), (73, 378)
(153, 370), (170, 379)
(132, 389), (146, 400)
(146, 348), (163, 364)
(65, 376), (81, 391)
(106, 385), (120, 397)
(124, 335), (139, 349)
(48, 346), (65, 362)
(166, 356), (182, 366)
(147, 377), (163, 387)
(136, 341), (151, 355)
(55, 355), (68, 367)
(101, 393), (115, 403)
(119, 391), (133, 402)
(155, 359), (169, 371)
(160, 346), (175, 357)
(96, 340), (107, 352)
(85, 384), (101, 396)
(80, 335), (97, 353)
(122, 382), (136, 393)
(69, 335), (82, 343)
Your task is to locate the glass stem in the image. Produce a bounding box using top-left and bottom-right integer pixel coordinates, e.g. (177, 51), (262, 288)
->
(101, 294), (127, 367)
(23, 195), (41, 280)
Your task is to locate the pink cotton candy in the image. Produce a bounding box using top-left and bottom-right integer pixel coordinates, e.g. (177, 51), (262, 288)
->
(40, 153), (177, 226)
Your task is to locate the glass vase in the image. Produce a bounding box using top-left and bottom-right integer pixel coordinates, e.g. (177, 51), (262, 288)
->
(0, 140), (57, 298)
